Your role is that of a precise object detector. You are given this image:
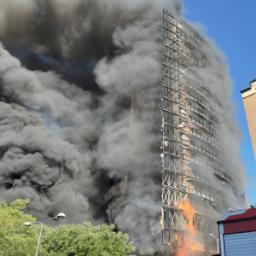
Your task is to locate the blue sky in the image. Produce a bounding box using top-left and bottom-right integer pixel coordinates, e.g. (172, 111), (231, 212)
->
(183, 0), (256, 204)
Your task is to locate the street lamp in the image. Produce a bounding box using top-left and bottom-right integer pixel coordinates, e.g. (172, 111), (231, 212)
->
(24, 212), (66, 256)
(209, 233), (219, 254)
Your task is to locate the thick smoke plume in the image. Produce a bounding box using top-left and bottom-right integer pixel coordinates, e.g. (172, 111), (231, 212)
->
(0, 0), (245, 255)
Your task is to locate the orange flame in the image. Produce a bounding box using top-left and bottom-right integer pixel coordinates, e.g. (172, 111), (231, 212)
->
(175, 198), (204, 256)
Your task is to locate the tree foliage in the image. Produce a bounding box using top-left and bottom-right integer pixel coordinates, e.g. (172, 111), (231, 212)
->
(0, 199), (38, 256)
(0, 200), (134, 256)
(42, 223), (134, 256)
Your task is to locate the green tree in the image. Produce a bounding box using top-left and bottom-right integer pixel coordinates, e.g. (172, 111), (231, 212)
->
(0, 199), (40, 256)
(42, 223), (134, 256)
(0, 199), (134, 256)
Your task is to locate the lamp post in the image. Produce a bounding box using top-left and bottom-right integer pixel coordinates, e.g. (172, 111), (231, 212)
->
(24, 212), (66, 256)
(209, 233), (219, 254)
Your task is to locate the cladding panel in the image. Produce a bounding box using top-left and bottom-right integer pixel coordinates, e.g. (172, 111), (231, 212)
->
(224, 232), (256, 256)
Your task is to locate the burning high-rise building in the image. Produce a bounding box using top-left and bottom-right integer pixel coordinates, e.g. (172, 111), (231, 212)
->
(161, 10), (246, 255)
(0, 1), (246, 256)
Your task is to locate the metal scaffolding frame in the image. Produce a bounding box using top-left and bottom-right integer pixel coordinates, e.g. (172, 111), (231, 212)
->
(160, 9), (231, 255)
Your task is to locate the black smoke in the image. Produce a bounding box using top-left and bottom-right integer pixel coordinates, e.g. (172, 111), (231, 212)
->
(0, 1), (246, 255)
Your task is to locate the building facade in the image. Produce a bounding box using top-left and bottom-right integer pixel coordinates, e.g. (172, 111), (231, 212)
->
(241, 80), (256, 159)
(161, 10), (244, 255)
(218, 207), (256, 256)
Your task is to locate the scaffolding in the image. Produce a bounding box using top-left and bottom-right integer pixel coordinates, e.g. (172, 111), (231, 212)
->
(160, 9), (230, 255)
